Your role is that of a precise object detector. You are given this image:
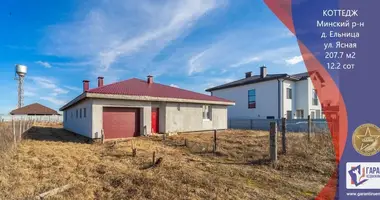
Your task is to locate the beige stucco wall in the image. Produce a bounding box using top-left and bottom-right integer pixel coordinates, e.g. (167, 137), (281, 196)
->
(164, 103), (228, 133)
(63, 98), (93, 138)
(64, 99), (228, 138)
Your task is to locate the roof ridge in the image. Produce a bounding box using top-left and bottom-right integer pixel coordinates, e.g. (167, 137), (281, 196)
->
(87, 78), (132, 92)
(206, 73), (289, 92)
(122, 78), (234, 103)
(60, 77), (234, 110)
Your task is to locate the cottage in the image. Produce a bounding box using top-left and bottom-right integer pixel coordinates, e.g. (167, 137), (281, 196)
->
(59, 76), (234, 139)
(206, 66), (325, 120)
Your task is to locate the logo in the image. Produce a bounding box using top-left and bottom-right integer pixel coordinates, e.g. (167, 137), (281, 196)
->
(352, 123), (380, 156)
(346, 162), (380, 189)
(348, 165), (368, 186)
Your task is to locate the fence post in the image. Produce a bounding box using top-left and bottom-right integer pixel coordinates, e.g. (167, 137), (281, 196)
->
(213, 129), (217, 153)
(101, 129), (104, 144)
(19, 118), (22, 141)
(131, 140), (137, 157)
(269, 122), (278, 163)
(250, 119), (253, 130)
(12, 116), (16, 147)
(281, 117), (286, 154)
(307, 115), (311, 141)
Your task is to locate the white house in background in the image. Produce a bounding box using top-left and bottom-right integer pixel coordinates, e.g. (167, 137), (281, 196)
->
(59, 76), (234, 140)
(206, 66), (324, 120)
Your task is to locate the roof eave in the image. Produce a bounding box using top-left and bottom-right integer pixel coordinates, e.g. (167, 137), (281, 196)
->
(205, 75), (288, 92)
(60, 92), (235, 111)
(86, 93), (235, 106)
(59, 93), (86, 111)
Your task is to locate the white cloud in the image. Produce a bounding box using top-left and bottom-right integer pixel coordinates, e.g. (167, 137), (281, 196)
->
(24, 91), (37, 97)
(204, 77), (236, 89)
(35, 61), (52, 68)
(44, 0), (224, 74)
(28, 76), (69, 103)
(188, 50), (208, 75)
(169, 84), (179, 88)
(285, 56), (303, 65)
(230, 46), (300, 68)
(230, 56), (261, 68)
(29, 77), (68, 95)
(53, 88), (69, 95)
(40, 97), (66, 106)
(29, 77), (56, 89)
(64, 85), (82, 92)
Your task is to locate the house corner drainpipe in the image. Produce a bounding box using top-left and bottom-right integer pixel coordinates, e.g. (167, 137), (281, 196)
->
(277, 78), (286, 119)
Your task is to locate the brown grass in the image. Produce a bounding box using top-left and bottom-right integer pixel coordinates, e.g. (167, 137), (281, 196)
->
(0, 126), (336, 200)
(0, 122), (14, 154)
(0, 121), (62, 156)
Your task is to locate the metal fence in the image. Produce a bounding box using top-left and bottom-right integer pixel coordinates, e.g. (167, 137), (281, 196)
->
(228, 118), (331, 133)
(0, 115), (63, 123)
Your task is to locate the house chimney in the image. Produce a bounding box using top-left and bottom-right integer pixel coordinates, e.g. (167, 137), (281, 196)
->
(260, 66), (267, 78)
(245, 71), (252, 78)
(83, 80), (90, 92)
(97, 77), (104, 87)
(147, 75), (153, 84)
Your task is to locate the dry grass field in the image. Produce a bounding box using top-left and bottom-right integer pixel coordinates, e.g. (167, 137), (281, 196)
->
(0, 122), (14, 153)
(0, 125), (336, 200)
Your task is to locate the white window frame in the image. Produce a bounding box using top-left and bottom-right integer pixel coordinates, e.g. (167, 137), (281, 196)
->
(312, 89), (318, 106)
(286, 88), (292, 99)
(202, 105), (212, 121)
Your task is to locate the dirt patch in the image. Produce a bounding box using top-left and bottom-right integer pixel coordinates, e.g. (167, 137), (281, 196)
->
(0, 126), (336, 199)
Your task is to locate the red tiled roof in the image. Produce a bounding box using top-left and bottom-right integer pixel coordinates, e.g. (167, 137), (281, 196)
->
(10, 103), (59, 115)
(87, 78), (233, 103)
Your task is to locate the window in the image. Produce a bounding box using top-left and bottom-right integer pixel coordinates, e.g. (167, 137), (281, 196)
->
(80, 109), (82, 118)
(248, 89), (256, 109)
(266, 116), (275, 119)
(202, 105), (212, 120)
(84, 108), (87, 118)
(316, 110), (321, 119)
(296, 110), (304, 119)
(311, 111), (315, 119)
(286, 88), (292, 99)
(76, 109), (78, 118)
(286, 111), (292, 120)
(312, 89), (318, 105)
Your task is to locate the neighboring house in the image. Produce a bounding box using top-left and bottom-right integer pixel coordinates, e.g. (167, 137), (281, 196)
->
(59, 76), (234, 139)
(10, 103), (60, 116)
(206, 66), (324, 120)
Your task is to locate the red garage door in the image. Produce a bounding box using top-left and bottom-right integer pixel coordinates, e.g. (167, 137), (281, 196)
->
(103, 107), (140, 139)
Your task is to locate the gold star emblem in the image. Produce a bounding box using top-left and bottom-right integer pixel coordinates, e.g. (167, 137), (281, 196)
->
(352, 124), (380, 156)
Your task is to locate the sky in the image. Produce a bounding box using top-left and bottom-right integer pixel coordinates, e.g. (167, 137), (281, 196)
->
(0, 0), (307, 114)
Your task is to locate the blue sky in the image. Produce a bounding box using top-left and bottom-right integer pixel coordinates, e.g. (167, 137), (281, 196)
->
(0, 0), (306, 114)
